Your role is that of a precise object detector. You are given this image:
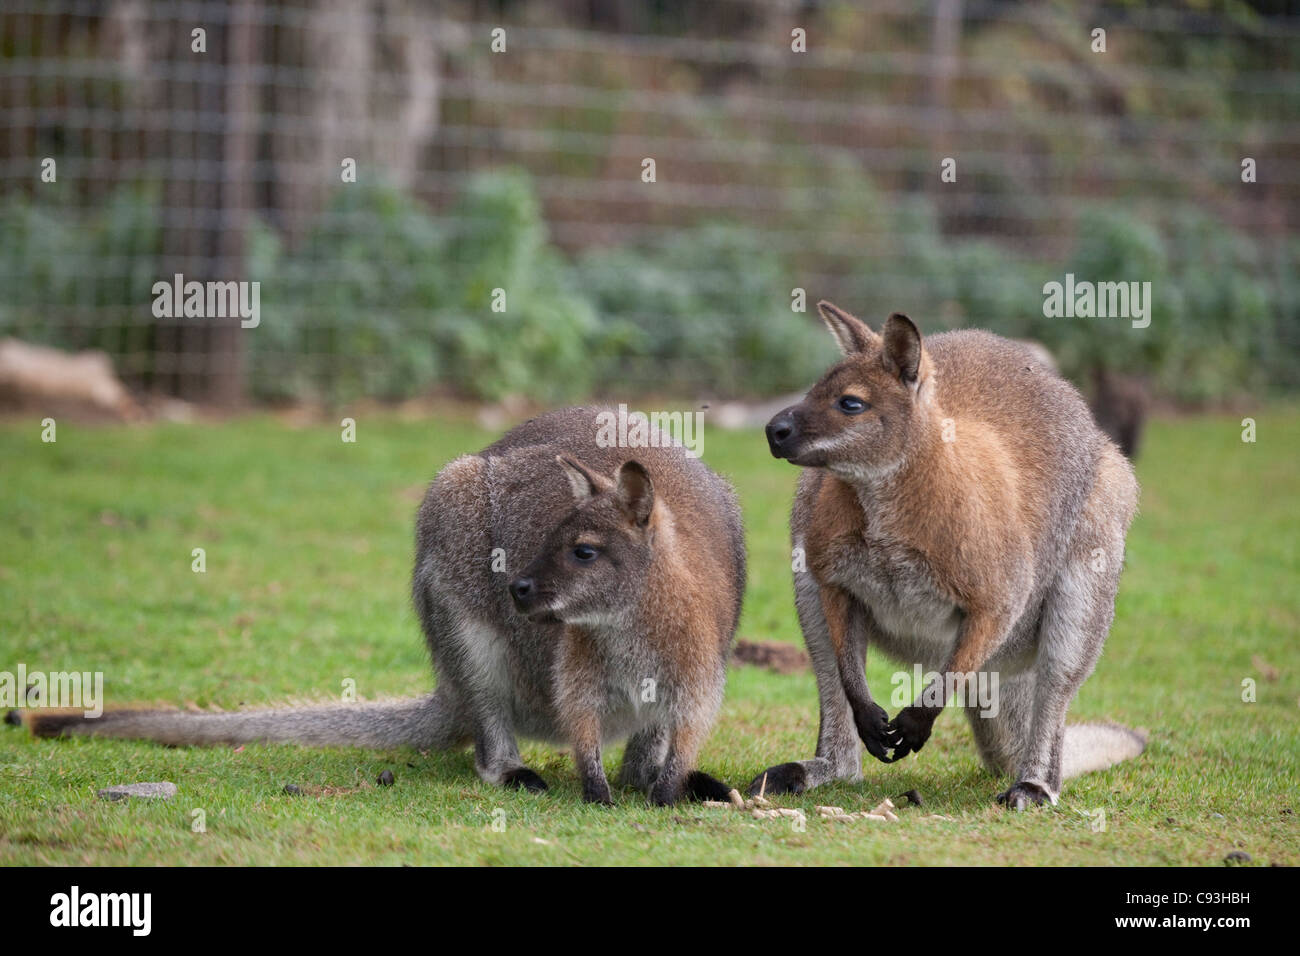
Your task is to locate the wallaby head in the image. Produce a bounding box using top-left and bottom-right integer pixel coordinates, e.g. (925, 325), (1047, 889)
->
(766, 300), (936, 479)
(508, 456), (658, 627)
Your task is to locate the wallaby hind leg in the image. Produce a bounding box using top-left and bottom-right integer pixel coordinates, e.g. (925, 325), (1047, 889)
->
(998, 544), (1120, 808)
(618, 724), (670, 792)
(420, 684), (474, 751)
(746, 567), (863, 796)
(650, 706), (729, 806)
(966, 592), (1113, 812)
(620, 723), (730, 802)
(965, 670), (1036, 780)
(471, 709), (545, 793)
(1005, 447), (1138, 809)
(415, 455), (546, 790)
(963, 563), (1132, 808)
(427, 602), (547, 793)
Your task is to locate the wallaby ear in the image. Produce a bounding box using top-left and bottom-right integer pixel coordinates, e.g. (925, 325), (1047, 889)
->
(817, 300), (879, 356)
(556, 455), (609, 503)
(881, 312), (922, 384)
(614, 460), (655, 527)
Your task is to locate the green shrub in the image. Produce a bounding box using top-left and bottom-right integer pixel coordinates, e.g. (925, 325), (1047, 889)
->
(0, 184), (161, 360)
(576, 224), (835, 395)
(249, 171), (597, 404)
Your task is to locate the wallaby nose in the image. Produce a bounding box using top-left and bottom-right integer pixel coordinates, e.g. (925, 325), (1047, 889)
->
(766, 411), (796, 457)
(509, 578), (534, 603)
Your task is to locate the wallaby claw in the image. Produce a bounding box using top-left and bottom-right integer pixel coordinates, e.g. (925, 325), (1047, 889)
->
(882, 705), (936, 762)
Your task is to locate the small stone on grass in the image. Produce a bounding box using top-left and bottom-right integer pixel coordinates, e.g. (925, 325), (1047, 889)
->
(96, 782), (177, 802)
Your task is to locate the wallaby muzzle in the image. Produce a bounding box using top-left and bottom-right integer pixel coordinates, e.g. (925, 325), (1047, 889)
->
(766, 407), (800, 459)
(509, 570), (563, 623)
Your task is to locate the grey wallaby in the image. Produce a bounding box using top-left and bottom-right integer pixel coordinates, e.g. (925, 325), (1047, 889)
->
(749, 302), (1146, 808)
(23, 407), (746, 806)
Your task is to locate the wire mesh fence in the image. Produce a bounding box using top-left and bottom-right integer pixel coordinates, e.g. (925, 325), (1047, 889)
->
(1, 0), (1296, 407)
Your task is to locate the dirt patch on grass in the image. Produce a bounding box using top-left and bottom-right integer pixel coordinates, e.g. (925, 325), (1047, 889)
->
(731, 639), (809, 674)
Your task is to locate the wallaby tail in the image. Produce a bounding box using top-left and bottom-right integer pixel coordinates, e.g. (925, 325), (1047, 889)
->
(1062, 722), (1148, 780)
(16, 691), (469, 751)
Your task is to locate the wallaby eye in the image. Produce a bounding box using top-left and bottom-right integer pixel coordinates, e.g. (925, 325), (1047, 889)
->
(572, 544), (599, 562)
(837, 395), (869, 414)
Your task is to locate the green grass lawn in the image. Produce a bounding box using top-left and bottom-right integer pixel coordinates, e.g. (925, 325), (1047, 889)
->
(1, 408), (1296, 865)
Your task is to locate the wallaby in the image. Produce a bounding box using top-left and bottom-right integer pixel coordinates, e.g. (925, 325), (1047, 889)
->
(749, 302), (1145, 808)
(1089, 365), (1150, 460)
(20, 407), (747, 806)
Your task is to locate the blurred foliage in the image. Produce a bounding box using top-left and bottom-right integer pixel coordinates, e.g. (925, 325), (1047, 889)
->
(2, 1), (1295, 405)
(249, 170), (599, 403)
(0, 184), (161, 359)
(1, 167), (1295, 405)
(821, 176), (1296, 405)
(575, 224), (834, 395)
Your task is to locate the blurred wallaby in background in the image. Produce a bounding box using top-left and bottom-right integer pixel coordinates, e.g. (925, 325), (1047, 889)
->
(1089, 366), (1151, 460)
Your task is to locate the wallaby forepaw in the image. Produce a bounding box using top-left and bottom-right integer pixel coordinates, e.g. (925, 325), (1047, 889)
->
(856, 702), (903, 764)
(882, 705), (936, 762)
(745, 761), (807, 796)
(996, 781), (1052, 811)
(502, 767), (549, 793)
(683, 770), (733, 802)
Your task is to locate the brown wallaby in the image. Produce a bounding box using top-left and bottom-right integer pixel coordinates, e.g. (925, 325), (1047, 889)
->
(20, 407), (746, 806)
(1089, 365), (1150, 460)
(749, 302), (1145, 808)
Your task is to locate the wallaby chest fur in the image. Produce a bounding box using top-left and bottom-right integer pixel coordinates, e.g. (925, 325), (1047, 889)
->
(795, 330), (1112, 673)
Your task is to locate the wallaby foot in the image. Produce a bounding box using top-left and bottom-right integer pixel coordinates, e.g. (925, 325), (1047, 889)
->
(745, 761), (806, 796)
(647, 722), (717, 806)
(501, 767), (548, 793)
(683, 770), (732, 802)
(649, 767), (694, 806)
(650, 766), (723, 806)
(996, 781), (1052, 810)
(745, 751), (862, 796)
(581, 780), (614, 806)
(649, 781), (677, 806)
